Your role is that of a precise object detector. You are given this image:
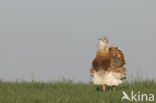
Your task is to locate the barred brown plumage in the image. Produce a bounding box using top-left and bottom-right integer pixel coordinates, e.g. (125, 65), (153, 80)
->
(109, 46), (126, 68)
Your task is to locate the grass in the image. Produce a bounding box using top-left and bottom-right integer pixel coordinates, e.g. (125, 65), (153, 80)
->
(0, 79), (155, 103)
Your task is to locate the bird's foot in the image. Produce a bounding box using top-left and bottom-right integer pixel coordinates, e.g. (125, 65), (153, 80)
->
(113, 86), (116, 92)
(102, 85), (106, 92)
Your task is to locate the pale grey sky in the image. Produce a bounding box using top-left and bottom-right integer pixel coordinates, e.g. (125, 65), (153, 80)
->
(0, 0), (156, 81)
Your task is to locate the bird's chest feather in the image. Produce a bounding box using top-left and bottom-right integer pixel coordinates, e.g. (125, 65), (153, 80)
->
(96, 49), (110, 60)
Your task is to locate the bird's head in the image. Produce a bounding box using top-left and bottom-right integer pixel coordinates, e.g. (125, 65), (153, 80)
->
(97, 36), (108, 50)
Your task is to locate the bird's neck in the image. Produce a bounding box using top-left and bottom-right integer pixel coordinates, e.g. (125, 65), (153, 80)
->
(98, 43), (108, 51)
(96, 46), (109, 57)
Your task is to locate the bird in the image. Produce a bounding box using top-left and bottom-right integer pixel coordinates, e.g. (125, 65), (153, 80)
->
(90, 36), (126, 91)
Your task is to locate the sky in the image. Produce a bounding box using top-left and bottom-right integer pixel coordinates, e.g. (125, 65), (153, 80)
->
(0, 0), (156, 82)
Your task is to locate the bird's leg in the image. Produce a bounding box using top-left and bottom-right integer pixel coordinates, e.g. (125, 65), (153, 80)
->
(102, 84), (106, 92)
(113, 86), (116, 91)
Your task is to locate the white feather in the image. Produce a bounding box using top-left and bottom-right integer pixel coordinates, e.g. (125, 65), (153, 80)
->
(92, 69), (124, 86)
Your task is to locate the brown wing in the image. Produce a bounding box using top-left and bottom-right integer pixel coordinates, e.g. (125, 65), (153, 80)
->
(108, 66), (126, 74)
(92, 58), (100, 72)
(109, 46), (126, 68)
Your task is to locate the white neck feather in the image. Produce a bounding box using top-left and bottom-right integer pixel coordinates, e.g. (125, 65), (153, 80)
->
(98, 41), (108, 51)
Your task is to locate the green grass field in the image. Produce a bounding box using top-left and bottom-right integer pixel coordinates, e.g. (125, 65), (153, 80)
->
(0, 78), (155, 103)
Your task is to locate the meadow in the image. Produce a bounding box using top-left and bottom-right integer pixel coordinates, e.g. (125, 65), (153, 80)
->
(0, 78), (155, 103)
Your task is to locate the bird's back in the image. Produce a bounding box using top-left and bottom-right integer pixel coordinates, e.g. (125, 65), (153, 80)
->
(109, 46), (126, 68)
